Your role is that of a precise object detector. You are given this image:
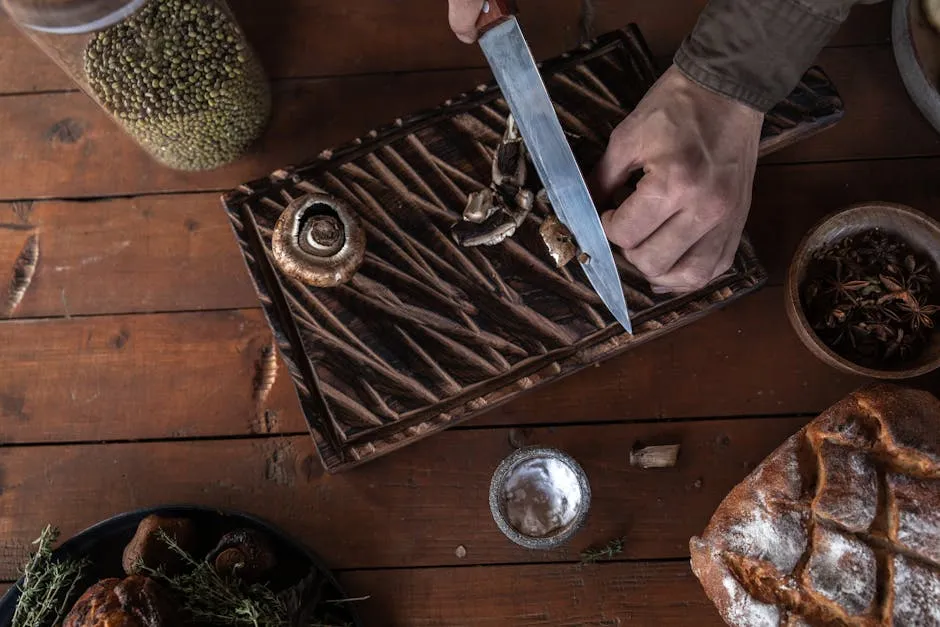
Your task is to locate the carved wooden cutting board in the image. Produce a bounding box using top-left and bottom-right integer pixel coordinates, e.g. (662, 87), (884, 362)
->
(222, 25), (845, 472)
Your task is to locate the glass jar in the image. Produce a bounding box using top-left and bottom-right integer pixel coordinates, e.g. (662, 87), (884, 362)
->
(2, 0), (271, 171)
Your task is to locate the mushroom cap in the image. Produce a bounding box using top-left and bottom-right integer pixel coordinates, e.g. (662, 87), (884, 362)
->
(272, 194), (366, 288)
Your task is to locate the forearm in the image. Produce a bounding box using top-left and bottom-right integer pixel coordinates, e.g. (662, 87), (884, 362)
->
(675, 0), (882, 112)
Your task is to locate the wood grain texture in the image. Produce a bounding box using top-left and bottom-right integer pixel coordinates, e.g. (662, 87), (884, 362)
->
(0, 417), (811, 578)
(473, 287), (940, 428)
(0, 46), (927, 202)
(0, 0), (891, 95)
(341, 561), (723, 626)
(0, 195), (255, 319)
(0, 70), (486, 202)
(0, 157), (935, 320)
(226, 28), (787, 471)
(748, 158), (940, 285)
(2, 288), (937, 445)
(0, 309), (300, 443)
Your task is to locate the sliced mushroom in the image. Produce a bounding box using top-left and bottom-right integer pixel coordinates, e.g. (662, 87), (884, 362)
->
(452, 207), (520, 247)
(453, 114), (539, 248)
(207, 529), (277, 583)
(463, 189), (498, 224)
(272, 194), (366, 287)
(492, 115), (527, 191)
(539, 215), (578, 268)
(452, 186), (535, 247)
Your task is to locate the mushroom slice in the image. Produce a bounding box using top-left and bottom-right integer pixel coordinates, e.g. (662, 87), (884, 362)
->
(539, 214), (578, 268)
(463, 188), (498, 224)
(272, 194), (366, 287)
(452, 209), (520, 247)
(492, 115), (528, 191)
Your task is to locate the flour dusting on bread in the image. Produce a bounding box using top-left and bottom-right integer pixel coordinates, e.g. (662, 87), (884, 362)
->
(690, 385), (940, 626)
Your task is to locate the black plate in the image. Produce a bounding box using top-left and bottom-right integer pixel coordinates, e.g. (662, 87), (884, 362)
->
(0, 505), (362, 626)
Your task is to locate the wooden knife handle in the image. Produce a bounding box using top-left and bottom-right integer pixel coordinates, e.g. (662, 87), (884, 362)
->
(476, 0), (518, 34)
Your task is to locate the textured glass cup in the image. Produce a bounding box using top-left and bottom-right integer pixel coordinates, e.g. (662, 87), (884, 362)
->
(3, 0), (271, 171)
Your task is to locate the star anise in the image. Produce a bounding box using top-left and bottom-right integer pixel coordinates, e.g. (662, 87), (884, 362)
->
(899, 300), (939, 331)
(801, 229), (938, 367)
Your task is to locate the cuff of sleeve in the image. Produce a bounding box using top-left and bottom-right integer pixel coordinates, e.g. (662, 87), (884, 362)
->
(674, 0), (844, 112)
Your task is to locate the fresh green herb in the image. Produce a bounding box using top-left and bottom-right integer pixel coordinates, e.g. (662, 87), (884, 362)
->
(144, 530), (355, 627)
(579, 537), (626, 565)
(12, 526), (89, 627)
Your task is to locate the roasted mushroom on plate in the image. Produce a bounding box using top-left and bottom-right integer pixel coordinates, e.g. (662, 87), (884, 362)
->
(122, 515), (197, 576)
(207, 529), (277, 583)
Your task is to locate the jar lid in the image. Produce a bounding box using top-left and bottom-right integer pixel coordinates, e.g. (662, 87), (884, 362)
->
(3, 0), (148, 34)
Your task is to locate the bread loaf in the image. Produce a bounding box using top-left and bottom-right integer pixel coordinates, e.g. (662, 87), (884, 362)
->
(691, 384), (939, 626)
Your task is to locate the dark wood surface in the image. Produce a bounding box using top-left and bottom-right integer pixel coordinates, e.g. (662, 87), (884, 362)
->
(0, 1), (938, 625)
(228, 28), (829, 471)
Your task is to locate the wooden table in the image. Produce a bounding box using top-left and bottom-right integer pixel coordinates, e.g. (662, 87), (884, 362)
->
(1, 1), (939, 624)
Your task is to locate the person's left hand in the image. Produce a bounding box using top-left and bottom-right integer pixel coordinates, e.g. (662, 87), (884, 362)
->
(448, 0), (486, 43)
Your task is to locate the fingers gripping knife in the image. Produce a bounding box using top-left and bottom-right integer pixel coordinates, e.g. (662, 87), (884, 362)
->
(476, 0), (633, 333)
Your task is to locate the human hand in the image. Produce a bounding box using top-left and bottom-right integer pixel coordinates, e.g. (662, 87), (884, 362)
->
(449, 0), (486, 43)
(591, 64), (764, 293)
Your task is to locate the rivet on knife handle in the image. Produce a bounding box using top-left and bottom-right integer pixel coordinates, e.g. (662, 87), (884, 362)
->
(475, 0), (518, 34)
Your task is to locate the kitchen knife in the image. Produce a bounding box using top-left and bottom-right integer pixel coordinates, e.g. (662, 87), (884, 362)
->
(476, 0), (632, 333)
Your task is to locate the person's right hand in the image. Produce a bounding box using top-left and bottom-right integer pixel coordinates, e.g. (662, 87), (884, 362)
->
(591, 65), (763, 293)
(449, 0), (486, 43)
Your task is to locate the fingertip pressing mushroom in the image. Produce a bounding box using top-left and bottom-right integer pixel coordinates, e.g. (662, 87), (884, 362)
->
(208, 529), (277, 583)
(272, 194), (365, 288)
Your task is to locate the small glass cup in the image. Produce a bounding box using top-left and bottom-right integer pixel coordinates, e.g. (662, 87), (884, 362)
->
(489, 447), (592, 550)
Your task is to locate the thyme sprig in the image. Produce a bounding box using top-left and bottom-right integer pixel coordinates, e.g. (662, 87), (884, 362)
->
(13, 526), (89, 627)
(139, 530), (287, 627)
(579, 537), (626, 565)
(143, 530), (354, 627)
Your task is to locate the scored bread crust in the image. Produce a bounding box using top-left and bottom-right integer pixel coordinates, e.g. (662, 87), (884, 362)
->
(690, 384), (940, 627)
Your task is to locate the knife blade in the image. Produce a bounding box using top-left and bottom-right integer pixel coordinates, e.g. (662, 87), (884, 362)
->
(476, 3), (632, 333)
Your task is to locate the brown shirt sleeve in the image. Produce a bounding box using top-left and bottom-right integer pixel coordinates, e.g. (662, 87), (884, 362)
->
(675, 0), (883, 112)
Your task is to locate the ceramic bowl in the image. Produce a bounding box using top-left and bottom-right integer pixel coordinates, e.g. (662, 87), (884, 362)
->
(489, 447), (591, 550)
(785, 201), (940, 379)
(894, 0), (940, 132)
